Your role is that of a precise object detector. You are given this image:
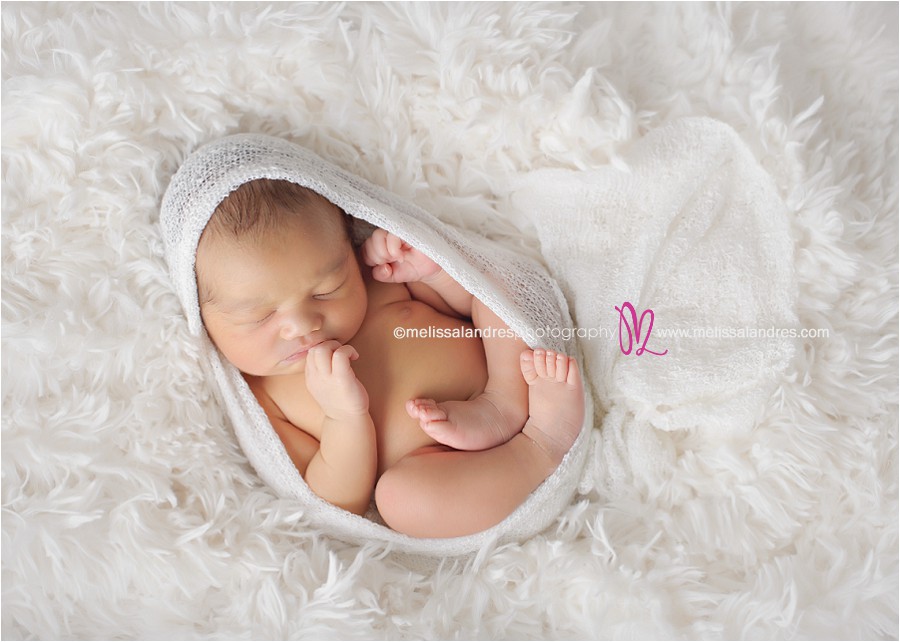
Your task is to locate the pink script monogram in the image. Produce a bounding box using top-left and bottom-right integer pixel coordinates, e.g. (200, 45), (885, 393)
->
(616, 301), (668, 356)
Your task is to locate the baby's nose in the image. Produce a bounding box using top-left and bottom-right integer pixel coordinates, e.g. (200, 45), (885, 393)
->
(279, 312), (320, 340)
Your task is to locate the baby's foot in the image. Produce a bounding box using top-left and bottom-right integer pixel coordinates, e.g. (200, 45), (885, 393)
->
(405, 391), (528, 451)
(519, 349), (584, 468)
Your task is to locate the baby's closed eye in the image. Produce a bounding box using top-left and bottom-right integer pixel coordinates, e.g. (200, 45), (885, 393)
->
(312, 285), (342, 300)
(312, 273), (350, 300)
(245, 311), (275, 325)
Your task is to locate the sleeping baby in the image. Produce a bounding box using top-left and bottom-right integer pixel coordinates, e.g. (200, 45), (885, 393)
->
(194, 178), (584, 538)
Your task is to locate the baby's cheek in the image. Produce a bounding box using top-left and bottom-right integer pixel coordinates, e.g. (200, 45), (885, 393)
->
(221, 328), (256, 359)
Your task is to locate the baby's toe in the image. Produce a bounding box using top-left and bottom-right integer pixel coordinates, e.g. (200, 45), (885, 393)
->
(544, 350), (560, 379)
(405, 399), (430, 419)
(422, 406), (448, 422)
(554, 352), (569, 383)
(520, 350), (539, 384)
(566, 357), (582, 387)
(533, 349), (548, 379)
(407, 398), (447, 422)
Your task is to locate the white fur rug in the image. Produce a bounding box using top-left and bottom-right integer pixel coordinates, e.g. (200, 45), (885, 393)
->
(2, 2), (897, 639)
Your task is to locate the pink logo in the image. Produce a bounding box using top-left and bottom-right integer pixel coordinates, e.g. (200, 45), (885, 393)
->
(615, 301), (668, 356)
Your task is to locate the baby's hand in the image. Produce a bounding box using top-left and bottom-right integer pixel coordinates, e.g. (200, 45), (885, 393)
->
(362, 228), (442, 284)
(304, 341), (369, 420)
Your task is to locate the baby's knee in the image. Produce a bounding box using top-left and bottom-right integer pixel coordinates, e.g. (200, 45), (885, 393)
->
(374, 467), (439, 538)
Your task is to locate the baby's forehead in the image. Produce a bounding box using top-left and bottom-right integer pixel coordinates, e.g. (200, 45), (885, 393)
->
(195, 220), (352, 305)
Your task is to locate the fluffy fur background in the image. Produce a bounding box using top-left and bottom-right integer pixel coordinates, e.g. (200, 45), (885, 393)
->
(2, 2), (897, 639)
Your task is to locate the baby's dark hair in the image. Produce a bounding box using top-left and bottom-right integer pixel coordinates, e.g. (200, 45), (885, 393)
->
(202, 178), (352, 243)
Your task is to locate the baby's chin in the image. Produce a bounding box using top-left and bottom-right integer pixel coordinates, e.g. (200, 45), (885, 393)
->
(234, 356), (307, 379)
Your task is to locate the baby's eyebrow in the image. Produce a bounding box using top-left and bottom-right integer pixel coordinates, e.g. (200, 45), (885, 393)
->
(213, 297), (268, 315)
(316, 248), (350, 278)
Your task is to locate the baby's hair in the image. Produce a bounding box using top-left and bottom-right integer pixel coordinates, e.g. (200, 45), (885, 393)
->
(203, 178), (350, 242)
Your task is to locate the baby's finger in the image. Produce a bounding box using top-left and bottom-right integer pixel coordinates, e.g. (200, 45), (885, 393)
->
(314, 346), (333, 376)
(361, 229), (386, 266)
(317, 340), (343, 356)
(363, 229), (386, 264)
(373, 263), (394, 282)
(331, 345), (359, 375)
(333, 344), (359, 362)
(386, 231), (405, 260)
(305, 349), (326, 379)
(309, 341), (339, 375)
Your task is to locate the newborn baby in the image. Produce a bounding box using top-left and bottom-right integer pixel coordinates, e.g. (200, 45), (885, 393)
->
(195, 178), (583, 538)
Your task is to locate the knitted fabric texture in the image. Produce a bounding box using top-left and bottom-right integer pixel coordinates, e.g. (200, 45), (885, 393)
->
(509, 118), (797, 498)
(159, 134), (592, 557)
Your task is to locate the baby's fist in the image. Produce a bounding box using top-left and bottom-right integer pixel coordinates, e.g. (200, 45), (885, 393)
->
(361, 228), (441, 283)
(304, 341), (369, 420)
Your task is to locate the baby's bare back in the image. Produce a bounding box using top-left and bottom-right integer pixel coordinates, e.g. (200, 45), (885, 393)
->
(258, 277), (488, 476)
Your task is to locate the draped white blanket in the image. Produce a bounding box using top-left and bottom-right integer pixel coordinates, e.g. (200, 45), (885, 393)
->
(511, 118), (798, 496)
(159, 134), (593, 558)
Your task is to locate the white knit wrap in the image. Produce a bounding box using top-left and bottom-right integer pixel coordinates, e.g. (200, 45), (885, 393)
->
(159, 134), (592, 557)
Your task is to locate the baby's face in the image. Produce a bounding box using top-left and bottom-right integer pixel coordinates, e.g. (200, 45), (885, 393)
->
(197, 205), (366, 378)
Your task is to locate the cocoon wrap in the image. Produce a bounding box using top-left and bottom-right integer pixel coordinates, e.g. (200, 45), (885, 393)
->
(159, 134), (593, 557)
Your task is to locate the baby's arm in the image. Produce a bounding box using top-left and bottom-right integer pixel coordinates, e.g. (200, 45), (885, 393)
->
(301, 341), (378, 515)
(362, 229), (474, 317)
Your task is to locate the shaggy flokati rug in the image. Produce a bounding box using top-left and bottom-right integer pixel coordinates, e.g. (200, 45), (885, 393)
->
(2, 2), (897, 639)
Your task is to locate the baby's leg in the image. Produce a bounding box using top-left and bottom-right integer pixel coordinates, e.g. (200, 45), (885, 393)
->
(406, 299), (529, 451)
(382, 349), (583, 538)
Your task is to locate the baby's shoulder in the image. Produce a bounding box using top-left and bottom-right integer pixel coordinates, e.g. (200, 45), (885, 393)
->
(243, 374), (321, 474)
(244, 374), (287, 420)
(245, 372), (324, 438)
(244, 373), (310, 423)
(363, 275), (414, 310)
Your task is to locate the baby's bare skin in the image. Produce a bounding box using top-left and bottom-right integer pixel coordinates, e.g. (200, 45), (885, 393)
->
(362, 228), (530, 451)
(197, 190), (584, 537)
(376, 347), (584, 537)
(247, 245), (583, 537)
(251, 263), (490, 475)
